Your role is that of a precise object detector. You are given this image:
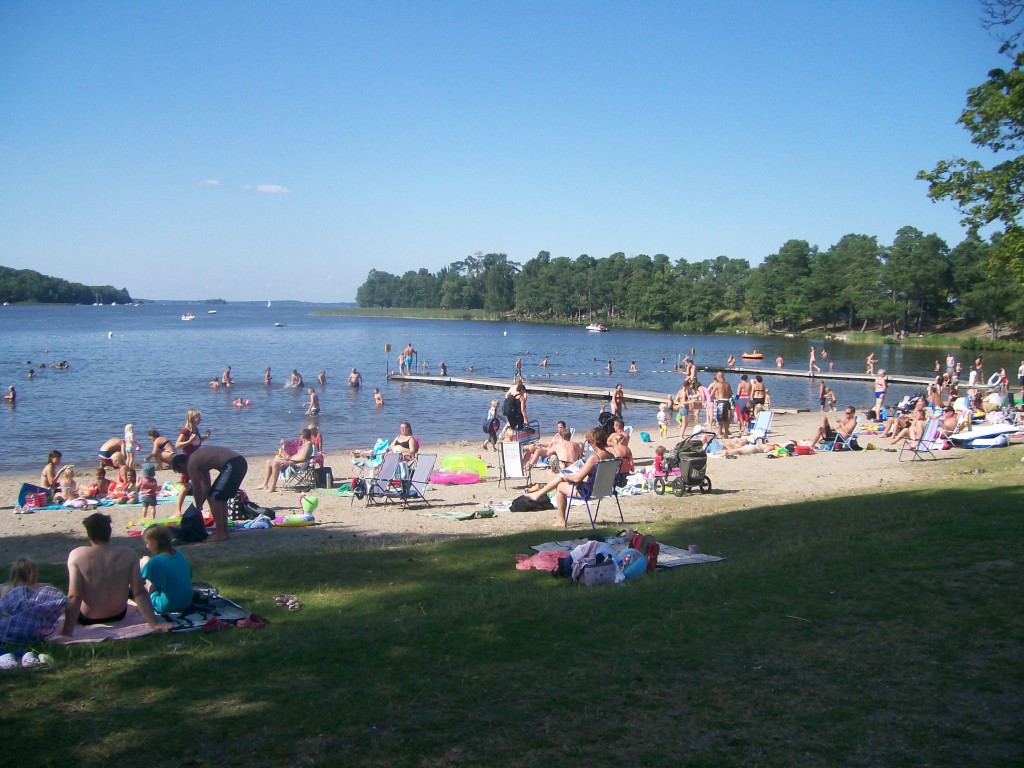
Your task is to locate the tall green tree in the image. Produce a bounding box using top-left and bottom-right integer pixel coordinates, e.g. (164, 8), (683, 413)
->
(918, 1), (1024, 280)
(883, 227), (951, 334)
(826, 234), (886, 331)
(748, 240), (814, 331)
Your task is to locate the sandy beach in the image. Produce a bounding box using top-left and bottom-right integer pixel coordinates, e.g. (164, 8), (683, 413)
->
(1, 410), (976, 568)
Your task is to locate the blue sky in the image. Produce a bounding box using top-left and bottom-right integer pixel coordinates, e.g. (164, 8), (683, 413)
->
(0, 1), (1004, 302)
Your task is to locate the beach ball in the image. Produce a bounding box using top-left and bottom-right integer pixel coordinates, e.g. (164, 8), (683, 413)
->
(300, 494), (319, 513)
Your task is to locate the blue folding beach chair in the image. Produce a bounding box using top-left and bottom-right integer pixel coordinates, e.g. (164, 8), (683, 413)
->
(831, 416), (862, 451)
(748, 410), (774, 444)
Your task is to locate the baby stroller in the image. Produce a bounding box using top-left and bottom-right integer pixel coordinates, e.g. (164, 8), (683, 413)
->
(655, 435), (712, 496)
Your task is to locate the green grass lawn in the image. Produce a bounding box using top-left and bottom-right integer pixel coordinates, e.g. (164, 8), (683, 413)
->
(4, 453), (1023, 767)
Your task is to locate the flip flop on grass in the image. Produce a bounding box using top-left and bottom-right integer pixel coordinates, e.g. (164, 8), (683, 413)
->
(237, 613), (268, 629)
(200, 617), (231, 632)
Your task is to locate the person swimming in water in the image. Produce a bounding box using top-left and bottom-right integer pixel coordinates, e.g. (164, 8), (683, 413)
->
(348, 368), (362, 388)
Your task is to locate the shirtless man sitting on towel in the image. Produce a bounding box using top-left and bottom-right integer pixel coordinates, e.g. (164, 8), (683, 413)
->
(63, 512), (171, 637)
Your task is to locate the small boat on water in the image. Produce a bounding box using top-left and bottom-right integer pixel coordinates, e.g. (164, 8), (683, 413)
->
(585, 323), (609, 333)
(181, 313), (196, 321)
(741, 351), (764, 360)
(207, 310), (217, 314)
(274, 322), (286, 328)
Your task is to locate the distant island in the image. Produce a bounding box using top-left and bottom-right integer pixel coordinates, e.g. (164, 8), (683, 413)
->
(0, 266), (132, 305)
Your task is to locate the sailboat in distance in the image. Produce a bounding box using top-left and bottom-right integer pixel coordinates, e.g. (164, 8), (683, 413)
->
(267, 300), (271, 308)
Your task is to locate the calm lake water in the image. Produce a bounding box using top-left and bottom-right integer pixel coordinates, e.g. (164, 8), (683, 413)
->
(1, 302), (1013, 474)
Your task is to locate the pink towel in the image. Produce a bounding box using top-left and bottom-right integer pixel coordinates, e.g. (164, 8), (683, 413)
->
(46, 602), (156, 644)
(515, 550), (565, 572)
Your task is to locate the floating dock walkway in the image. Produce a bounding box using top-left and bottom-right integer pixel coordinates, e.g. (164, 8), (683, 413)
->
(386, 365), (936, 408)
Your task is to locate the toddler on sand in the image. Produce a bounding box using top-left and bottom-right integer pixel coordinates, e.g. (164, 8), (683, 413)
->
(657, 404), (668, 437)
(56, 466), (77, 504)
(123, 424), (140, 468)
(138, 463), (160, 521)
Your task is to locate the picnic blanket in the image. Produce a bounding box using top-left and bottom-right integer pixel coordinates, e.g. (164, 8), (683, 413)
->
(418, 508), (495, 521)
(24, 495), (178, 512)
(47, 591), (251, 643)
(529, 540), (724, 568)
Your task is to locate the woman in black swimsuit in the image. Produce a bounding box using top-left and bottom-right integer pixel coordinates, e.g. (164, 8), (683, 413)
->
(146, 429), (176, 470)
(389, 422), (419, 461)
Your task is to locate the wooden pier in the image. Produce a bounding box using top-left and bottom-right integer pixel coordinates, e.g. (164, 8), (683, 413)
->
(387, 373), (669, 406)
(696, 365), (934, 387)
(386, 365), (936, 407)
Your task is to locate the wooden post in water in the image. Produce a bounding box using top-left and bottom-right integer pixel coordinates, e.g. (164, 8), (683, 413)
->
(384, 342), (391, 382)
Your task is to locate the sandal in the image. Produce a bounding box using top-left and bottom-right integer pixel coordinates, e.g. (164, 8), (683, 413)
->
(200, 617), (231, 632)
(237, 613), (268, 629)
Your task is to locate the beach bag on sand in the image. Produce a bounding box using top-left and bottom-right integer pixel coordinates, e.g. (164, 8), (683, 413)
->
(24, 491), (49, 509)
(510, 494), (554, 512)
(170, 504), (208, 543)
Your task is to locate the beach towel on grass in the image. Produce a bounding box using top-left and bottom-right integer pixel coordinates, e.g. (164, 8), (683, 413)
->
(529, 541), (724, 569)
(47, 593), (250, 643)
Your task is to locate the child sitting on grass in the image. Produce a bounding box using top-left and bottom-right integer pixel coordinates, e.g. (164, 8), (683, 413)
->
(139, 524), (193, 614)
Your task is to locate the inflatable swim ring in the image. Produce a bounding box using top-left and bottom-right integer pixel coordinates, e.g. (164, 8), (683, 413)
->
(429, 469), (480, 485)
(616, 548), (647, 579)
(987, 372), (1002, 387)
(300, 494), (319, 513)
(273, 514), (316, 526)
(441, 454), (487, 478)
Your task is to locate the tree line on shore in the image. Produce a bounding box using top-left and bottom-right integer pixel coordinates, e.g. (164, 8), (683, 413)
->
(360, 6), (1024, 340)
(355, 228), (1023, 338)
(0, 266), (132, 305)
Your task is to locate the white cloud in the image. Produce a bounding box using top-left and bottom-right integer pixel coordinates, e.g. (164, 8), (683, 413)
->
(199, 178), (220, 186)
(242, 183), (290, 194)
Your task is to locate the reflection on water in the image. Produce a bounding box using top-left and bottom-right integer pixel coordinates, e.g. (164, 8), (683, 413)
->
(1, 303), (1015, 473)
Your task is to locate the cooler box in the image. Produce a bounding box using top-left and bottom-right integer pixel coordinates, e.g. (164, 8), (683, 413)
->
(315, 467), (334, 489)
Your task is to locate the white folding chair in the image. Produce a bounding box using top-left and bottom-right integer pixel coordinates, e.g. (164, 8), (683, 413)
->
(564, 458), (624, 529)
(401, 454), (435, 507)
(898, 418), (941, 462)
(365, 453), (403, 506)
(498, 441), (531, 489)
